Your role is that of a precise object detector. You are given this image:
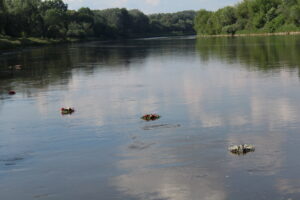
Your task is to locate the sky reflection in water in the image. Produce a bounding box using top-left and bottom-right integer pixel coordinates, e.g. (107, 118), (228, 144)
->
(0, 36), (300, 200)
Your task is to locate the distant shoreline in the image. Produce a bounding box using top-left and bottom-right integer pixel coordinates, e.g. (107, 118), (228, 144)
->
(0, 32), (194, 52)
(197, 31), (300, 38)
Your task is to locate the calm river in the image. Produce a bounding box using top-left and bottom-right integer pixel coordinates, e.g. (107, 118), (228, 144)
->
(1, 36), (300, 200)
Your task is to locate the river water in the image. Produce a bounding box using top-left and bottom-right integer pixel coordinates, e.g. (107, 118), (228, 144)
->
(1, 36), (300, 200)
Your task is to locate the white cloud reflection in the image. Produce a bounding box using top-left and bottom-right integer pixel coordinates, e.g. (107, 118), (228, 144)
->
(29, 40), (300, 199)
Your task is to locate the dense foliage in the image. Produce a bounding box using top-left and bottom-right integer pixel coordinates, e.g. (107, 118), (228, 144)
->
(0, 0), (196, 39)
(195, 0), (300, 35)
(149, 11), (196, 35)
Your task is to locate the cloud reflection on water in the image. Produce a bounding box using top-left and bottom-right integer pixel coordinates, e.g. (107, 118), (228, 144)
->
(1, 36), (300, 199)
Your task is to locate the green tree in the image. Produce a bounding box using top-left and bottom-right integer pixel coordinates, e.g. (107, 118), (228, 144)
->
(95, 8), (131, 38)
(195, 0), (300, 35)
(219, 6), (237, 26)
(66, 7), (95, 38)
(93, 11), (110, 38)
(194, 9), (213, 34)
(0, 0), (6, 34)
(77, 7), (94, 24)
(4, 0), (43, 37)
(66, 22), (86, 38)
(150, 10), (196, 35)
(41, 0), (68, 38)
(128, 9), (150, 36)
(290, 5), (300, 25)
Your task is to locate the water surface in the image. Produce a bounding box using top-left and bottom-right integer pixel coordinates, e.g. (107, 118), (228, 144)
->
(1, 36), (300, 200)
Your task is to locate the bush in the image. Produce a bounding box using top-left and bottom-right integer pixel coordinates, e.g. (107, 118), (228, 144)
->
(276, 23), (300, 32)
(264, 15), (285, 32)
(67, 22), (86, 38)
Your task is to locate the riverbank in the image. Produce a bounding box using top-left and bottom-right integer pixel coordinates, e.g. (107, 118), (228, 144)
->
(0, 32), (195, 52)
(0, 37), (81, 52)
(197, 31), (300, 38)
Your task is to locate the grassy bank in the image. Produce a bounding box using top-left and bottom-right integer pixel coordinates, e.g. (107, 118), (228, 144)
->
(0, 37), (80, 52)
(197, 31), (300, 38)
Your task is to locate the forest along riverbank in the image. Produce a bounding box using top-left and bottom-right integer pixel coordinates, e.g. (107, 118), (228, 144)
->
(0, 0), (196, 52)
(194, 0), (300, 36)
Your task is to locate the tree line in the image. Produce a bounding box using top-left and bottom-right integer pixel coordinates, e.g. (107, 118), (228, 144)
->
(195, 0), (300, 35)
(0, 0), (196, 39)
